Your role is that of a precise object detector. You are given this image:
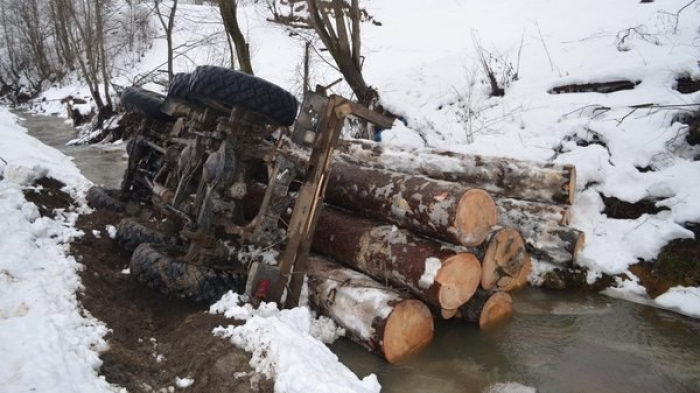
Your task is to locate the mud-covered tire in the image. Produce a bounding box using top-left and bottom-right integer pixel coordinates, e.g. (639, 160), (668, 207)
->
(116, 218), (179, 252)
(121, 86), (173, 122)
(130, 243), (245, 302)
(86, 186), (126, 212)
(188, 65), (298, 126)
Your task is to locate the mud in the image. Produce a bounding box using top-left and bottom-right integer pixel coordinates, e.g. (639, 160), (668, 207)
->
(25, 177), (272, 393)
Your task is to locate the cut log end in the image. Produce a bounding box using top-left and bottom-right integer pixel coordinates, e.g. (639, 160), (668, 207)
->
(507, 253), (532, 291)
(481, 227), (526, 291)
(479, 292), (513, 329)
(383, 300), (434, 364)
(435, 252), (482, 312)
(566, 166), (577, 205)
(455, 189), (498, 246)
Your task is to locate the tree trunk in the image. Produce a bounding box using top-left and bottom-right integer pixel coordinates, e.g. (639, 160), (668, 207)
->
(306, 255), (434, 364)
(310, 206), (483, 316)
(336, 139), (577, 205)
(218, 0), (254, 75)
(459, 290), (513, 329)
(325, 161), (498, 247)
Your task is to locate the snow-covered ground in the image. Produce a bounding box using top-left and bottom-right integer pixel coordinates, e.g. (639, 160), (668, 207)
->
(3, 0), (700, 392)
(0, 107), (118, 392)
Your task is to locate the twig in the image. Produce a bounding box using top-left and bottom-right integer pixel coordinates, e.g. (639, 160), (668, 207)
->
(535, 21), (558, 75)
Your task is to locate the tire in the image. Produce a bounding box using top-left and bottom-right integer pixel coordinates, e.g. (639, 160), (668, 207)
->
(116, 218), (179, 252)
(130, 243), (245, 302)
(86, 186), (126, 212)
(121, 86), (173, 122)
(166, 73), (200, 109)
(188, 65), (298, 126)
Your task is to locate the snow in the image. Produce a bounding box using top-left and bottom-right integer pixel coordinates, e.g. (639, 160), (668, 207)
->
(483, 382), (537, 393)
(210, 292), (377, 393)
(654, 286), (700, 318)
(106, 225), (118, 239)
(175, 377), (194, 388)
(0, 107), (117, 392)
(418, 257), (442, 289)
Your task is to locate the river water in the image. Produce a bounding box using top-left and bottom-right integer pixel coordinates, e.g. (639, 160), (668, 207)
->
(18, 112), (128, 188)
(21, 112), (700, 393)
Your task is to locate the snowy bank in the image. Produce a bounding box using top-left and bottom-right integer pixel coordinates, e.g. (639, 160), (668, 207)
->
(0, 107), (118, 392)
(210, 292), (380, 393)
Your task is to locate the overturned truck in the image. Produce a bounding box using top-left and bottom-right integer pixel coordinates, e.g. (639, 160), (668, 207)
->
(91, 66), (582, 364)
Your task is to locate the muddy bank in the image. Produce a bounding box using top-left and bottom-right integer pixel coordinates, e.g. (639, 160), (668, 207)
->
(23, 177), (272, 393)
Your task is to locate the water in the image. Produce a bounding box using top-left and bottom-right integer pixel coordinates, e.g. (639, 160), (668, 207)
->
(17, 112), (128, 188)
(332, 288), (700, 393)
(19, 112), (700, 393)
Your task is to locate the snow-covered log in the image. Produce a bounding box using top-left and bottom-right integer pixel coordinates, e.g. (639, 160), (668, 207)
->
(312, 207), (483, 316)
(459, 290), (513, 329)
(497, 211), (585, 266)
(306, 256), (434, 364)
(325, 161), (498, 247)
(335, 139), (577, 205)
(496, 197), (570, 225)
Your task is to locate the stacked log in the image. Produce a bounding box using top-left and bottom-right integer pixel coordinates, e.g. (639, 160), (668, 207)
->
(325, 161), (498, 247)
(306, 256), (434, 364)
(335, 139), (577, 205)
(459, 290), (513, 329)
(245, 137), (582, 350)
(311, 206), (483, 315)
(326, 143), (584, 267)
(243, 186), (526, 317)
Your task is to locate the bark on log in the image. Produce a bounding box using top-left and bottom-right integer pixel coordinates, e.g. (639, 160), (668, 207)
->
(459, 290), (513, 329)
(478, 227), (527, 292)
(306, 256), (434, 364)
(312, 207), (483, 316)
(325, 161), (498, 247)
(496, 197), (570, 225)
(336, 139), (577, 205)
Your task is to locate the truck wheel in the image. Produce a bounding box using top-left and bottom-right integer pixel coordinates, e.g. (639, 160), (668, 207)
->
(130, 243), (245, 302)
(166, 72), (202, 110)
(188, 65), (298, 126)
(121, 86), (173, 122)
(116, 218), (179, 252)
(86, 186), (126, 212)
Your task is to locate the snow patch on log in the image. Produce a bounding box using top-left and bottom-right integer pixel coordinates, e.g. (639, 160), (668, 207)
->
(314, 269), (395, 340)
(419, 257), (443, 289)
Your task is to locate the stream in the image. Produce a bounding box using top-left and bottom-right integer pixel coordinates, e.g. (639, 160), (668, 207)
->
(20, 112), (700, 393)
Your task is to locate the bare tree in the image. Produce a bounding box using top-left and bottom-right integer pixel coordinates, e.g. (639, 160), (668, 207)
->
(217, 0), (254, 74)
(268, 0), (380, 106)
(154, 0), (179, 82)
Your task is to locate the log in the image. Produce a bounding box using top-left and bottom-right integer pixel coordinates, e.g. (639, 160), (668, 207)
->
(509, 253), (532, 291)
(459, 290), (513, 329)
(312, 206), (483, 316)
(495, 197), (570, 225)
(306, 256), (434, 364)
(336, 139), (577, 205)
(478, 227), (527, 292)
(497, 211), (585, 266)
(325, 161), (498, 247)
